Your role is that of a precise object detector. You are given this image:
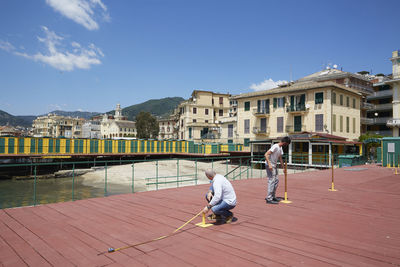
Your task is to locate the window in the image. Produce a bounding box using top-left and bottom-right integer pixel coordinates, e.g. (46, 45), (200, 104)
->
(205, 120), (208, 123)
(244, 101), (250, 111)
(340, 95), (343, 105)
(277, 117), (283, 133)
(219, 97), (223, 104)
(244, 119), (250, 134)
(353, 118), (356, 133)
(346, 117), (350, 133)
(346, 96), (350, 107)
(205, 108), (209, 115)
(340, 116), (343, 132)
(189, 127), (192, 139)
(219, 109), (223, 116)
(315, 114), (323, 132)
(274, 97), (285, 108)
(193, 119), (197, 123)
(332, 114), (336, 132)
(244, 138), (250, 147)
(315, 92), (324, 104)
(193, 107), (197, 114)
(228, 124), (233, 138)
(353, 98), (356, 109)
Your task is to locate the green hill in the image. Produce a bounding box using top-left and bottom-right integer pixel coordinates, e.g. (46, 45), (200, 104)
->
(109, 97), (184, 120)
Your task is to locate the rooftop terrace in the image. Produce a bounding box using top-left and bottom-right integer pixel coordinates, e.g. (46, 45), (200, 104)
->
(1, 164), (399, 266)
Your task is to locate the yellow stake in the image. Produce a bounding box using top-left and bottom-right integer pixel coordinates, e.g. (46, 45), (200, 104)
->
(195, 213), (213, 228)
(280, 158), (292, 203)
(329, 155), (338, 191)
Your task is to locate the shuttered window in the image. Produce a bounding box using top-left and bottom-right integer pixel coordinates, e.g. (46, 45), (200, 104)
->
(315, 92), (324, 104)
(277, 117), (283, 133)
(244, 101), (250, 111)
(244, 119), (250, 134)
(315, 114), (323, 132)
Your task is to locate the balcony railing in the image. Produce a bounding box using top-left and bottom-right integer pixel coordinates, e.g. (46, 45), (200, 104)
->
(370, 103), (393, 111)
(361, 102), (375, 110)
(387, 118), (400, 127)
(252, 108), (270, 116)
(285, 125), (306, 133)
(360, 117), (374, 125)
(366, 90), (393, 100)
(286, 104), (306, 113)
(252, 127), (270, 135)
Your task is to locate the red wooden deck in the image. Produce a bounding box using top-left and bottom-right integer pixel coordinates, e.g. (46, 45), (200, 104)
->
(1, 164), (400, 266)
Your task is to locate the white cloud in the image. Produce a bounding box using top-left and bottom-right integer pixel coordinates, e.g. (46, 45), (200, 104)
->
(0, 40), (15, 52)
(45, 0), (109, 30)
(12, 26), (104, 71)
(249, 78), (288, 91)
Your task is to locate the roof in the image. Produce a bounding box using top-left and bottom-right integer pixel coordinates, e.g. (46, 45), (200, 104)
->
(232, 81), (363, 100)
(296, 68), (371, 83)
(113, 121), (136, 128)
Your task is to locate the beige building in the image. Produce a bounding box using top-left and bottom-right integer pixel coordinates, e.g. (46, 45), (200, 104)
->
(158, 117), (177, 140)
(101, 104), (136, 139)
(32, 113), (84, 138)
(175, 90), (231, 142)
(386, 50), (400, 136)
(232, 80), (365, 149)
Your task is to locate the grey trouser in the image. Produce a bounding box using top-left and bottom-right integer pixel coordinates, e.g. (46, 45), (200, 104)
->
(266, 166), (279, 201)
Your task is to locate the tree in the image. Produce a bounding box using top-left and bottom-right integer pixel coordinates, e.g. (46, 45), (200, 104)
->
(135, 112), (159, 139)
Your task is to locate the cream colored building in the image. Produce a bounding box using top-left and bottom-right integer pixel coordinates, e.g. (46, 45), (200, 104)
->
(158, 117), (176, 139)
(386, 50), (400, 136)
(101, 104), (136, 138)
(32, 113), (84, 138)
(232, 81), (365, 149)
(175, 90), (231, 142)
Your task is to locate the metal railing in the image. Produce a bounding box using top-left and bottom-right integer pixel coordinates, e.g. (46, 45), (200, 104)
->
(286, 104), (306, 112)
(0, 153), (364, 209)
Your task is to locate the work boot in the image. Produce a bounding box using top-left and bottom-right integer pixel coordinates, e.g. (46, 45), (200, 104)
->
(266, 199), (279, 204)
(272, 197), (281, 202)
(207, 214), (221, 221)
(225, 214), (234, 224)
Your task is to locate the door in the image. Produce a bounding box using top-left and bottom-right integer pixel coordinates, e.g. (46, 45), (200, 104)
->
(260, 118), (267, 132)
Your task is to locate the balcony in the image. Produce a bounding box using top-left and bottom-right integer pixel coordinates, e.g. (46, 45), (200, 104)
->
(286, 104), (307, 113)
(387, 118), (400, 127)
(361, 102), (375, 110)
(366, 90), (393, 100)
(368, 103), (393, 111)
(360, 117), (374, 125)
(252, 127), (270, 135)
(252, 108), (270, 116)
(285, 125), (306, 133)
(219, 116), (236, 123)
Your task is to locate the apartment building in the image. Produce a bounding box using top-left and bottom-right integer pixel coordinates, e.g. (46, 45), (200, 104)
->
(232, 80), (364, 148)
(386, 50), (400, 136)
(158, 117), (177, 140)
(175, 90), (231, 141)
(32, 113), (84, 138)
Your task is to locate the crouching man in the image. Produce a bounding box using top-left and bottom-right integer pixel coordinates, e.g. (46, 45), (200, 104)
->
(202, 169), (236, 224)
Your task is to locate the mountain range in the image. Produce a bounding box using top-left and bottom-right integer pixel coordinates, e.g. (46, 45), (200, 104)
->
(0, 97), (185, 127)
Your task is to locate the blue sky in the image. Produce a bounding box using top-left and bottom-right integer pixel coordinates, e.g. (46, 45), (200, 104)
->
(0, 0), (399, 116)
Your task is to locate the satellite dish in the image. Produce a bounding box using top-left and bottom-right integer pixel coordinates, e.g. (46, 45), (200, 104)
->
(333, 64), (338, 69)
(305, 104), (310, 109)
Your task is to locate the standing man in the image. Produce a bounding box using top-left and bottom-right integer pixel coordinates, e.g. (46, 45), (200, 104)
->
(265, 136), (291, 204)
(202, 169), (236, 223)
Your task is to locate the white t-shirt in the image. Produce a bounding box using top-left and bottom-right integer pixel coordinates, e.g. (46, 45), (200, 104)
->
(209, 174), (237, 207)
(267, 144), (283, 168)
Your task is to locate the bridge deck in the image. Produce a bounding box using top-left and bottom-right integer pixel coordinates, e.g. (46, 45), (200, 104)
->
(1, 165), (399, 266)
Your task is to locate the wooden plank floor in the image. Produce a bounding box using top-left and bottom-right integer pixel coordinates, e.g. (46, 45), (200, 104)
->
(1, 164), (399, 266)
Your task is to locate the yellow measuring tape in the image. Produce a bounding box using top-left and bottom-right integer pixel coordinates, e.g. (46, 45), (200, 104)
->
(98, 210), (204, 255)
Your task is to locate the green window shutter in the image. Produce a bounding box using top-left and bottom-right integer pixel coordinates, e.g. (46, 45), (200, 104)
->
(300, 94), (305, 105)
(315, 92), (323, 104)
(290, 96), (294, 107)
(244, 101), (250, 111)
(244, 138), (250, 147)
(273, 98), (277, 108)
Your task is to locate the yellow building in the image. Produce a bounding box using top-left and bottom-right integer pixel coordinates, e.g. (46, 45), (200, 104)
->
(32, 113), (84, 138)
(175, 90), (231, 142)
(232, 80), (365, 150)
(101, 104), (136, 138)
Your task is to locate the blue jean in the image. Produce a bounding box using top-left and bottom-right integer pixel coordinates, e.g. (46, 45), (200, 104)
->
(266, 166), (279, 200)
(211, 200), (235, 218)
(205, 186), (235, 217)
